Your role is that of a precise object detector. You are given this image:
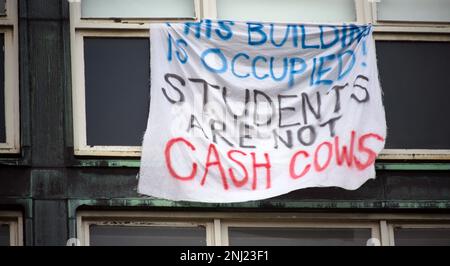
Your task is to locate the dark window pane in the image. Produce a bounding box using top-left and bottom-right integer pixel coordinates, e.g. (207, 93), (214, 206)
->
(394, 227), (450, 246)
(84, 37), (150, 146)
(228, 227), (371, 246)
(0, 0), (5, 16)
(0, 33), (5, 143)
(89, 225), (207, 246)
(0, 224), (10, 246)
(376, 41), (450, 149)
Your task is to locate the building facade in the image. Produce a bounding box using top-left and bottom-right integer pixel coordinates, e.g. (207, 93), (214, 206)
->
(0, 0), (450, 246)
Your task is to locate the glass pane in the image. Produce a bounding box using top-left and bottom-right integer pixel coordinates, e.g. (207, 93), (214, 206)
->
(89, 225), (207, 246)
(84, 37), (149, 146)
(81, 0), (196, 19)
(0, 33), (5, 143)
(376, 41), (450, 149)
(0, 0), (5, 16)
(0, 224), (10, 246)
(394, 227), (450, 246)
(228, 227), (372, 246)
(377, 0), (450, 22)
(217, 0), (356, 23)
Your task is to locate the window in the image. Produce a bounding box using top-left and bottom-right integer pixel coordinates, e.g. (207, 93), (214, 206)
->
(376, 0), (450, 23)
(0, 0), (19, 154)
(369, 0), (450, 159)
(77, 211), (214, 246)
(71, 1), (450, 159)
(81, 0), (196, 19)
(0, 211), (23, 246)
(75, 211), (450, 246)
(84, 37), (149, 147)
(223, 222), (376, 246)
(70, 0), (199, 156)
(215, 0), (357, 23)
(389, 223), (450, 246)
(375, 41), (450, 155)
(78, 212), (450, 246)
(78, 212), (382, 246)
(89, 224), (208, 246)
(70, 0), (364, 156)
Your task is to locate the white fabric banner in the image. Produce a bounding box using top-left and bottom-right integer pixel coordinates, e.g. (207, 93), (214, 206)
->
(138, 20), (386, 203)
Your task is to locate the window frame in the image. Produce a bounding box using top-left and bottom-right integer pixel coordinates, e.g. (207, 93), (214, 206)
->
(368, 0), (450, 160)
(371, 0), (450, 32)
(77, 211), (215, 246)
(77, 211), (450, 246)
(388, 222), (450, 246)
(79, 0), (198, 20)
(372, 33), (450, 160)
(0, 211), (23, 246)
(220, 220), (380, 246)
(70, 0), (450, 160)
(71, 29), (149, 156)
(81, 220), (214, 246)
(70, 0), (364, 157)
(0, 0), (19, 154)
(70, 0), (201, 157)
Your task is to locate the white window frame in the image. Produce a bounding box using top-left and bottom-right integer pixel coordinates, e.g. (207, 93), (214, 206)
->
(80, 213), (450, 246)
(0, 211), (23, 246)
(365, 0), (450, 160)
(70, 0), (364, 157)
(388, 222), (450, 246)
(71, 0), (450, 160)
(370, 0), (450, 33)
(0, 0), (19, 154)
(75, 211), (450, 246)
(71, 29), (150, 156)
(70, 0), (201, 156)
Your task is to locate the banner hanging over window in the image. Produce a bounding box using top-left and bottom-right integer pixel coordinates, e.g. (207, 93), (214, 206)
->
(138, 20), (386, 203)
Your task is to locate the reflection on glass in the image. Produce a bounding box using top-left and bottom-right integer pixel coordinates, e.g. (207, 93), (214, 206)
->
(217, 0), (356, 23)
(89, 225), (207, 246)
(81, 0), (195, 19)
(394, 227), (450, 246)
(229, 227), (371, 246)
